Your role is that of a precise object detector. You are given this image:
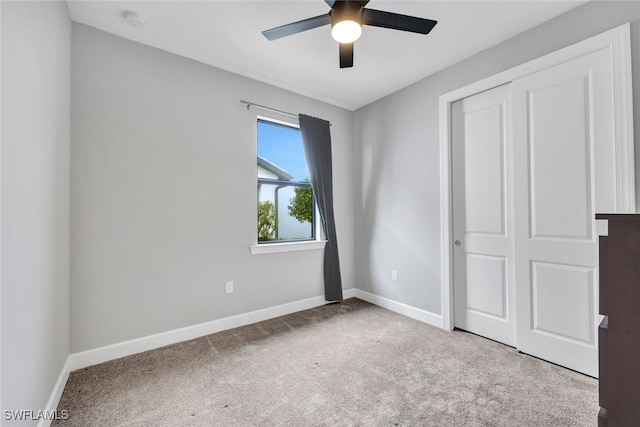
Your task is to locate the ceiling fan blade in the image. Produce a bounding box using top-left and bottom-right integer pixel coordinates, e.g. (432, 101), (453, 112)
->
(339, 43), (354, 68)
(362, 8), (437, 35)
(262, 14), (331, 41)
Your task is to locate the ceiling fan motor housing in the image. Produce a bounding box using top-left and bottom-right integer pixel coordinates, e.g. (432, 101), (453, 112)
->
(330, 1), (364, 27)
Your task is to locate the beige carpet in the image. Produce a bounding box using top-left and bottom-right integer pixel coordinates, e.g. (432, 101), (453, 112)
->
(54, 298), (598, 426)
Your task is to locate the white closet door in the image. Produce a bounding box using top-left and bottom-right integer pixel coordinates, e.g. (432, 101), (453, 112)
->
(512, 48), (615, 377)
(452, 84), (516, 347)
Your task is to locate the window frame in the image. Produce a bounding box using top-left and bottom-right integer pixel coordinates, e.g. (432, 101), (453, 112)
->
(251, 115), (326, 255)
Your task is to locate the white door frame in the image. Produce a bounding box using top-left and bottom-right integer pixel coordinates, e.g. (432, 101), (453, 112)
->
(439, 23), (635, 331)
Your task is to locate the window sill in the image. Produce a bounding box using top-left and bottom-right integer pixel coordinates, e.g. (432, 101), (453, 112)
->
(250, 240), (327, 255)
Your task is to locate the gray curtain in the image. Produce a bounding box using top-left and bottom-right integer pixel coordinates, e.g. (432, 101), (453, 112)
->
(298, 114), (343, 302)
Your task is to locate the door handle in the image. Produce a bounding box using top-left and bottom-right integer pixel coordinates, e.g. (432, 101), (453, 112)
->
(454, 240), (462, 246)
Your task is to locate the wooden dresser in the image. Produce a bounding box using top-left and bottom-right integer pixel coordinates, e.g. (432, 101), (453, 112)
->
(596, 214), (640, 427)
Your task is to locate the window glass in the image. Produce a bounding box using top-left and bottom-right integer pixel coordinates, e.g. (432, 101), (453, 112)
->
(257, 119), (315, 243)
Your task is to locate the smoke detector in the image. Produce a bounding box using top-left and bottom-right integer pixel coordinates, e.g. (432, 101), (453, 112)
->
(124, 12), (145, 28)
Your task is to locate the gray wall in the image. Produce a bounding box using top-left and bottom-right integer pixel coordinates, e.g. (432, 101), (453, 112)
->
(353, 1), (640, 315)
(70, 24), (355, 353)
(1, 1), (71, 423)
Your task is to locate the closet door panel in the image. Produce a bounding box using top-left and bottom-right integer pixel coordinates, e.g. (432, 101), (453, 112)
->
(452, 83), (516, 347)
(513, 48), (614, 377)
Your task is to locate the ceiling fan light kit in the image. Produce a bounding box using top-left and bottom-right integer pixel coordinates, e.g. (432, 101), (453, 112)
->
(262, 0), (437, 69)
(331, 20), (362, 44)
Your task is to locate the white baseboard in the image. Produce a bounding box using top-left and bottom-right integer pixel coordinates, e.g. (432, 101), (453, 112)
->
(69, 289), (355, 372)
(343, 288), (356, 299)
(37, 357), (71, 427)
(354, 289), (444, 329)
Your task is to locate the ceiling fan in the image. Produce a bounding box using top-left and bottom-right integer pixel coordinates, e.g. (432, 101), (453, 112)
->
(262, 0), (438, 69)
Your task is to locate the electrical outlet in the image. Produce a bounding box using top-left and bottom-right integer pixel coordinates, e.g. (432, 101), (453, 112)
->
(225, 281), (234, 294)
(391, 270), (398, 281)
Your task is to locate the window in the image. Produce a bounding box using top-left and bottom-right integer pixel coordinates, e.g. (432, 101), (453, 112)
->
(257, 119), (315, 244)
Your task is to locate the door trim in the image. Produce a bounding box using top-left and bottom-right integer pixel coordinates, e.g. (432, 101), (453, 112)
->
(439, 23), (635, 331)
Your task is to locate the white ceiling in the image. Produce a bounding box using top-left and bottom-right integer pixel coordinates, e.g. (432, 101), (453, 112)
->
(66, 1), (585, 110)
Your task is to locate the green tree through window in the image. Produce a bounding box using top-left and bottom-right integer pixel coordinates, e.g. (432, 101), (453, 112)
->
(288, 178), (313, 224)
(257, 200), (276, 241)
